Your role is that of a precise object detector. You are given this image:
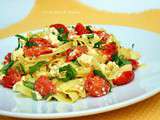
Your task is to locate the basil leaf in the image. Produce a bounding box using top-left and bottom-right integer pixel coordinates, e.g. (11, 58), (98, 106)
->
(87, 34), (94, 39)
(25, 41), (38, 47)
(86, 25), (92, 32)
(57, 33), (69, 43)
(93, 41), (103, 48)
(57, 28), (64, 34)
(72, 60), (80, 66)
(112, 54), (130, 67)
(1, 61), (14, 74)
(29, 61), (48, 74)
(15, 34), (28, 41)
(23, 81), (34, 90)
(93, 70), (106, 79)
(59, 64), (77, 82)
(16, 39), (21, 50)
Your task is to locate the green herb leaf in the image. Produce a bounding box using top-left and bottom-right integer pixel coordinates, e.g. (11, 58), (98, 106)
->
(29, 61), (48, 74)
(59, 64), (77, 82)
(1, 61), (14, 74)
(15, 34), (28, 41)
(93, 69), (106, 79)
(20, 64), (26, 74)
(16, 39), (21, 50)
(57, 33), (69, 43)
(25, 42), (38, 47)
(93, 41), (103, 48)
(57, 28), (64, 34)
(87, 34), (94, 39)
(23, 81), (34, 90)
(112, 54), (130, 67)
(72, 60), (80, 66)
(86, 25), (92, 32)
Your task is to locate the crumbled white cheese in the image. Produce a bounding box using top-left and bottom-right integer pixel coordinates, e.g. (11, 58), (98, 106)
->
(48, 32), (60, 45)
(77, 54), (94, 66)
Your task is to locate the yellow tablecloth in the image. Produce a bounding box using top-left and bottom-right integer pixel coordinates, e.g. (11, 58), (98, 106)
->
(0, 0), (160, 119)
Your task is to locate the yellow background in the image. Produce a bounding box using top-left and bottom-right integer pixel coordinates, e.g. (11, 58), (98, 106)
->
(0, 0), (160, 120)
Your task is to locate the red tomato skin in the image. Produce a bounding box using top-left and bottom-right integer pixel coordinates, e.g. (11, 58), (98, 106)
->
(94, 31), (110, 43)
(24, 46), (52, 57)
(35, 76), (56, 97)
(85, 72), (110, 97)
(112, 71), (135, 86)
(65, 46), (87, 62)
(2, 68), (21, 88)
(128, 59), (139, 70)
(49, 24), (69, 34)
(29, 38), (52, 47)
(75, 23), (90, 35)
(3, 53), (12, 65)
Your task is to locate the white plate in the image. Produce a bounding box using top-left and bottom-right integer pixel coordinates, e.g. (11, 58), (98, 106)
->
(0, 25), (160, 119)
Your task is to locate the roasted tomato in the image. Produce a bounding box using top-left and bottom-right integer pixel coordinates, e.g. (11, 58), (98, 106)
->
(65, 46), (87, 62)
(24, 46), (52, 57)
(128, 59), (139, 70)
(29, 38), (52, 47)
(85, 72), (110, 97)
(35, 76), (56, 97)
(49, 24), (69, 34)
(112, 71), (135, 86)
(101, 43), (117, 59)
(75, 23), (90, 35)
(3, 53), (12, 65)
(2, 68), (21, 88)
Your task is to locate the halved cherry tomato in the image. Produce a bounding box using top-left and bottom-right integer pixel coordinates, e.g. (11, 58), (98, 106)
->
(85, 72), (110, 97)
(24, 46), (52, 57)
(2, 68), (21, 88)
(49, 24), (69, 34)
(35, 76), (56, 96)
(29, 38), (52, 47)
(101, 43), (117, 60)
(112, 71), (135, 86)
(94, 31), (110, 43)
(128, 59), (139, 70)
(65, 46), (87, 62)
(3, 53), (11, 65)
(75, 23), (90, 35)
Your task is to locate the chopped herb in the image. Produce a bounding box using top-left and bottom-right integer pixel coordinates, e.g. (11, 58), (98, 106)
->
(57, 33), (69, 43)
(87, 34), (94, 39)
(93, 41), (103, 48)
(112, 54), (130, 67)
(59, 64), (77, 82)
(131, 43), (135, 49)
(15, 34), (28, 41)
(29, 61), (48, 74)
(86, 25), (92, 32)
(16, 39), (21, 50)
(23, 81), (34, 90)
(25, 41), (38, 47)
(20, 63), (26, 74)
(72, 60), (80, 66)
(93, 70), (106, 79)
(57, 28), (64, 34)
(1, 61), (14, 74)
(52, 32), (55, 35)
(32, 91), (37, 100)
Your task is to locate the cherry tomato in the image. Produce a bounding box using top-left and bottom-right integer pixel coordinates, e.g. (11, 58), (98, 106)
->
(49, 24), (69, 34)
(112, 71), (135, 86)
(65, 46), (87, 62)
(94, 31), (110, 43)
(128, 59), (139, 70)
(85, 72), (110, 97)
(75, 23), (90, 35)
(24, 46), (52, 57)
(101, 43), (117, 59)
(35, 76), (56, 97)
(2, 68), (21, 88)
(3, 53), (11, 65)
(29, 38), (52, 47)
